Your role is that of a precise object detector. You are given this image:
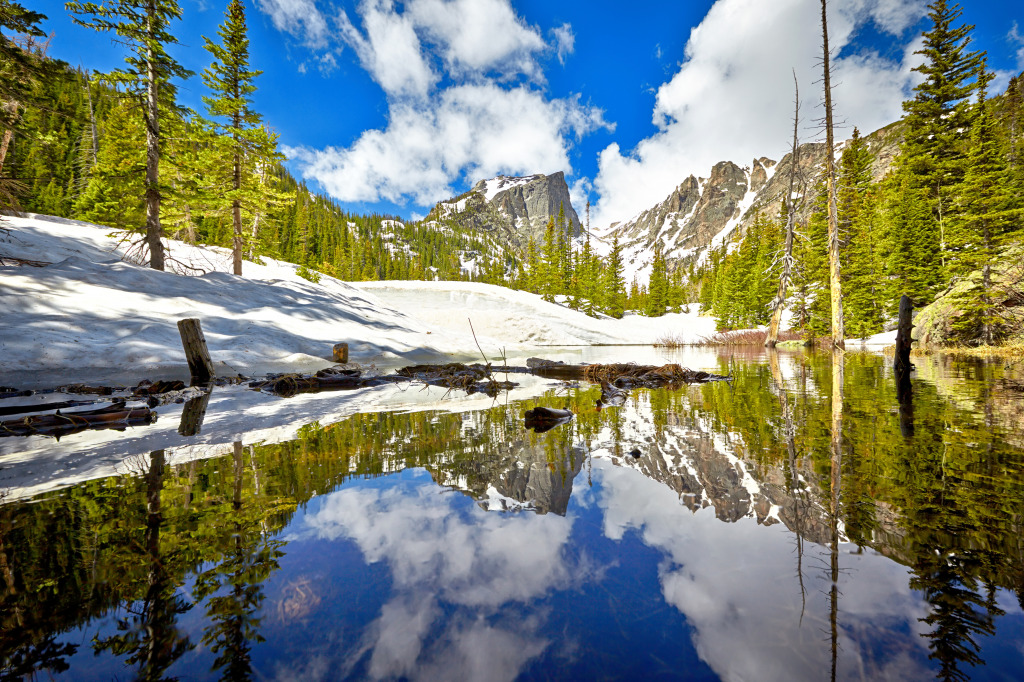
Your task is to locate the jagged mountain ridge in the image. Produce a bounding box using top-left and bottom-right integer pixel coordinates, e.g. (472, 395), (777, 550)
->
(415, 124), (901, 284)
(598, 122), (901, 283)
(423, 171), (583, 251)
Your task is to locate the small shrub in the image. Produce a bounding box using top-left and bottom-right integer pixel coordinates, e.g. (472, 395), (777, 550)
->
(695, 329), (805, 346)
(653, 332), (688, 348)
(295, 264), (321, 284)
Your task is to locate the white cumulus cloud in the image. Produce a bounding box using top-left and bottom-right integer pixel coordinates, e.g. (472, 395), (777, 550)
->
(407, 0), (547, 80)
(260, 0), (602, 207)
(255, 0), (331, 50)
(1011, 23), (1024, 72)
(590, 0), (927, 229)
(552, 23), (575, 66)
(285, 84), (609, 204)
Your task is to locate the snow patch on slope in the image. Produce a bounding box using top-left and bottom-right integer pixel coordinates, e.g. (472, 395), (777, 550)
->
(482, 175), (539, 202)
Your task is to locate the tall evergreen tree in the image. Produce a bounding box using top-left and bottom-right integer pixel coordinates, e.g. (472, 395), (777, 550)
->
(540, 216), (558, 302)
(899, 0), (985, 283)
(202, 0), (270, 276)
(67, 0), (193, 270)
(646, 245), (668, 317)
(948, 76), (1023, 344)
(838, 128), (884, 337)
(74, 98), (145, 230)
(0, 1), (47, 174)
(603, 236), (625, 318)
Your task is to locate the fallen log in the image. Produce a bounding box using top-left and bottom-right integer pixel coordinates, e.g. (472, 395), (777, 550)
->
(250, 369), (379, 397)
(61, 384), (117, 396)
(530, 362), (726, 388)
(0, 403), (157, 437)
(0, 388), (32, 399)
(0, 399), (100, 418)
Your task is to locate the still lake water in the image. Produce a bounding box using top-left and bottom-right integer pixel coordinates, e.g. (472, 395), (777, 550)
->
(2, 349), (1024, 681)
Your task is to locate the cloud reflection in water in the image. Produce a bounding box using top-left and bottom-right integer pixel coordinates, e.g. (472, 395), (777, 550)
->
(302, 476), (573, 680)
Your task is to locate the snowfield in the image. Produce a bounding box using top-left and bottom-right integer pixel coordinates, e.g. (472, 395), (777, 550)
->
(0, 213), (718, 387)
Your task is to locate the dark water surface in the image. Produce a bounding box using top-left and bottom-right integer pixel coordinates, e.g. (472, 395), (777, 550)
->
(2, 350), (1024, 681)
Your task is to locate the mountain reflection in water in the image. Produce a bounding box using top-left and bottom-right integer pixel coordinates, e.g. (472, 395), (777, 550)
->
(1, 351), (1023, 681)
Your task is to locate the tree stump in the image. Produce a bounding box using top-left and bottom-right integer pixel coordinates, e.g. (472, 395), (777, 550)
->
(333, 343), (349, 363)
(894, 295), (914, 378)
(894, 294), (914, 437)
(177, 318), (215, 383)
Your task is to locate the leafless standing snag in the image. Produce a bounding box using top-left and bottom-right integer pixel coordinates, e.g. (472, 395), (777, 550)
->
(821, 0), (845, 348)
(766, 70), (803, 347)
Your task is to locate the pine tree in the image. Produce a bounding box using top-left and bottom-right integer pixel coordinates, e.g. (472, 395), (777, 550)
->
(540, 216), (558, 302)
(603, 236), (625, 318)
(202, 0), (274, 276)
(74, 98), (145, 230)
(646, 245), (668, 317)
(947, 77), (1023, 344)
(0, 1), (48, 209)
(67, 0), (193, 270)
(899, 0), (985, 283)
(883, 165), (940, 308)
(838, 128), (884, 337)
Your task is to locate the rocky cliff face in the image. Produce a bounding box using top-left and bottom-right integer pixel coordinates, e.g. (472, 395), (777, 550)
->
(424, 171), (582, 251)
(598, 124), (902, 283)
(427, 432), (586, 516)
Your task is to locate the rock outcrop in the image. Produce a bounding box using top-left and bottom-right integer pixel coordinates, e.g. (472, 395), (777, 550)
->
(596, 122), (903, 282)
(424, 171), (582, 251)
(914, 242), (1024, 347)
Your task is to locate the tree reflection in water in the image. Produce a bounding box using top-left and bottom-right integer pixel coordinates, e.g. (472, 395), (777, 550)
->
(0, 352), (1022, 680)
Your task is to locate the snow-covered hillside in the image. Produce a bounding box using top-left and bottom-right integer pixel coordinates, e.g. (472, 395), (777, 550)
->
(0, 214), (718, 387)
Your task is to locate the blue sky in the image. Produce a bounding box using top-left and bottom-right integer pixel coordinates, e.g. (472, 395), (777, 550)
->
(34, 0), (1024, 228)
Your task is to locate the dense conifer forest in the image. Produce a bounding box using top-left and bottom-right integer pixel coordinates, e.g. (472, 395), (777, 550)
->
(698, 3), (1024, 344)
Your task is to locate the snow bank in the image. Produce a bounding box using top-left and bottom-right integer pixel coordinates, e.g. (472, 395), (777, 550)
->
(0, 214), (718, 386)
(355, 280), (717, 351)
(0, 215), (474, 385)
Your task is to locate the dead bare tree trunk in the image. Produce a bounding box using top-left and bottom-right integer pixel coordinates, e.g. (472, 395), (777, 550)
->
(145, 2), (165, 271)
(821, 0), (844, 348)
(828, 346), (844, 681)
(232, 122), (242, 276)
(0, 101), (18, 175)
(767, 71), (802, 347)
(85, 76), (98, 162)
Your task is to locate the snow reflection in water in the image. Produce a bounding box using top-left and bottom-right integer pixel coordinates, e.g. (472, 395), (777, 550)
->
(1, 350), (1024, 681)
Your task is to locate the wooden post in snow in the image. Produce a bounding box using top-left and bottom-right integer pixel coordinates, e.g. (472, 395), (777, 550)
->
(177, 318), (215, 383)
(333, 343), (349, 363)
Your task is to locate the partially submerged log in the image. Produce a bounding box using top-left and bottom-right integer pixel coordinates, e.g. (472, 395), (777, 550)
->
(0, 388), (32, 399)
(253, 358), (724, 400)
(251, 371), (371, 397)
(595, 380), (628, 410)
(62, 384), (116, 396)
(0, 403), (157, 438)
(894, 294), (915, 438)
(524, 406), (573, 433)
(894, 294), (914, 377)
(133, 379), (186, 396)
(0, 399), (98, 418)
(530, 362), (726, 388)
